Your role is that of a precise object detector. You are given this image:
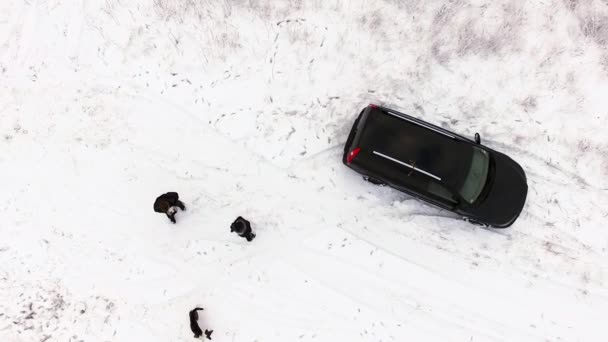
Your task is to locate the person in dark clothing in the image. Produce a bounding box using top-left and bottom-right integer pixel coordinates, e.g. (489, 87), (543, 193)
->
(230, 216), (256, 241)
(153, 192), (186, 223)
(189, 307), (213, 339)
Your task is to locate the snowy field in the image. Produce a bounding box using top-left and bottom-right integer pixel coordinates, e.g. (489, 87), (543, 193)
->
(1, 0), (608, 341)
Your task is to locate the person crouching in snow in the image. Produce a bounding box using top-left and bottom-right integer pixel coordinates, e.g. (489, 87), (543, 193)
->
(230, 216), (255, 241)
(154, 192), (185, 223)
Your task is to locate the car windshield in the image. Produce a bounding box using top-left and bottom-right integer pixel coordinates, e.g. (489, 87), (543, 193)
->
(459, 147), (490, 203)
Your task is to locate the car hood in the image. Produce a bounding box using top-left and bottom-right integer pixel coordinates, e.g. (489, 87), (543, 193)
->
(469, 152), (528, 227)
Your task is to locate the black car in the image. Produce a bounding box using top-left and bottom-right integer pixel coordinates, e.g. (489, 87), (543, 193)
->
(343, 104), (527, 228)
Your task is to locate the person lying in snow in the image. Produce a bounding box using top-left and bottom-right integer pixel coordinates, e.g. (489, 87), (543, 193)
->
(189, 307), (213, 340)
(153, 192), (186, 223)
(230, 216), (256, 241)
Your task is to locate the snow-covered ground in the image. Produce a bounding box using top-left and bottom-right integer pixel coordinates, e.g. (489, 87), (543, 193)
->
(1, 0), (608, 341)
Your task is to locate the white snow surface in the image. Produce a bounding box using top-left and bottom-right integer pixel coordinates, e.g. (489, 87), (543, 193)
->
(1, 0), (608, 341)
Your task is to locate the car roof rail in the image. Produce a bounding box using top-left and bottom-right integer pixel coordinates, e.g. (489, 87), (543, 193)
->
(372, 151), (442, 181)
(379, 107), (457, 139)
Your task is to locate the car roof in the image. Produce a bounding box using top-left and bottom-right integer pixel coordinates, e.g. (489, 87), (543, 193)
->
(356, 107), (475, 191)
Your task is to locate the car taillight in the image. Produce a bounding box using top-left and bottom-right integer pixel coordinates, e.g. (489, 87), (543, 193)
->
(347, 147), (361, 164)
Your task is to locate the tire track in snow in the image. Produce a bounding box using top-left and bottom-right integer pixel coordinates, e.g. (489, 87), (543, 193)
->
(285, 246), (546, 342)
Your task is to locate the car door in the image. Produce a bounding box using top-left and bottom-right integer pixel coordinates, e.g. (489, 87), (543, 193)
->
(419, 180), (458, 210)
(392, 173), (457, 211)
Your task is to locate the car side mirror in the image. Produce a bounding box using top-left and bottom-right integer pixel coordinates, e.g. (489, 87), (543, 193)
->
(474, 133), (481, 144)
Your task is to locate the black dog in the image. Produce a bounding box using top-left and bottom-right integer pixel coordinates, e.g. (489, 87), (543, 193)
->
(153, 192), (186, 223)
(230, 216), (255, 241)
(189, 307), (213, 340)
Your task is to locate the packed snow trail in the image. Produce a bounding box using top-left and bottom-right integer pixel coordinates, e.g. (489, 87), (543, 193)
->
(1, 0), (608, 341)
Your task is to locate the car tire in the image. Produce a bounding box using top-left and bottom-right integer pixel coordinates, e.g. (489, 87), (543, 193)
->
(363, 176), (386, 186)
(463, 217), (489, 227)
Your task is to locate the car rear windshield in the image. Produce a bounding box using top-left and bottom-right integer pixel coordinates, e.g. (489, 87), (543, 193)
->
(459, 146), (490, 203)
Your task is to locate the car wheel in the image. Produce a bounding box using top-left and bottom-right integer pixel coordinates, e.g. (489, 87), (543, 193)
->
(363, 176), (386, 186)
